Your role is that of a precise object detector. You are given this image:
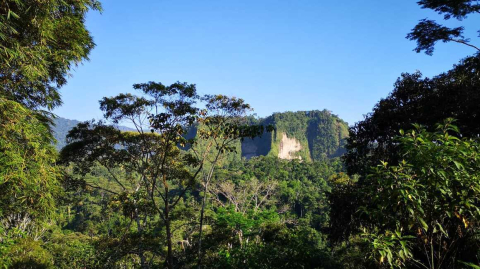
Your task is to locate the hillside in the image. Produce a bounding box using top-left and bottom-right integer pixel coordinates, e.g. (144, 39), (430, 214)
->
(52, 117), (135, 150)
(53, 111), (349, 159)
(52, 117), (81, 150)
(242, 110), (348, 161)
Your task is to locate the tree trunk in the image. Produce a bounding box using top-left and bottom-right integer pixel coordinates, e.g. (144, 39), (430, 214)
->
(166, 217), (173, 269)
(198, 162), (217, 269)
(165, 192), (173, 269)
(197, 180), (209, 269)
(134, 202), (147, 268)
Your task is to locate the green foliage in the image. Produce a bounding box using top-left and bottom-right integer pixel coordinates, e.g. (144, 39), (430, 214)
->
(0, 99), (60, 220)
(307, 110), (349, 160)
(361, 120), (480, 268)
(246, 110), (348, 161)
(407, 0), (480, 55)
(328, 172), (361, 243)
(0, 0), (101, 111)
(45, 230), (98, 268)
(56, 152), (341, 268)
(60, 82), (270, 268)
(0, 1), (100, 265)
(3, 237), (54, 269)
(345, 55), (480, 178)
(363, 229), (415, 268)
(9, 2), (480, 267)
(417, 0), (480, 19)
(210, 156), (341, 224)
(61, 82), (204, 268)
(202, 208), (337, 269)
(0, 225), (99, 269)
(330, 235), (377, 269)
(214, 207), (280, 238)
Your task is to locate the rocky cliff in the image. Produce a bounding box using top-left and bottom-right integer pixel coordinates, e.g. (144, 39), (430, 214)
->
(241, 110), (349, 161)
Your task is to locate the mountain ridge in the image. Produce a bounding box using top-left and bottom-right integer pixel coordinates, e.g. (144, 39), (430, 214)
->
(52, 117), (135, 150)
(242, 110), (348, 161)
(53, 110), (349, 161)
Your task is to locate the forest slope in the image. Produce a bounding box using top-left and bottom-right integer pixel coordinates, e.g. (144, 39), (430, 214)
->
(242, 110), (349, 161)
(52, 110), (349, 161)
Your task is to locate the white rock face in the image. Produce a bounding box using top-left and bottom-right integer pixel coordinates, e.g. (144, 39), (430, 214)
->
(278, 133), (302, 160)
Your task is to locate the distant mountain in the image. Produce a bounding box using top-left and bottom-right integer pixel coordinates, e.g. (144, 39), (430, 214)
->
(53, 110), (349, 161)
(241, 110), (349, 161)
(51, 117), (135, 150)
(52, 117), (81, 150)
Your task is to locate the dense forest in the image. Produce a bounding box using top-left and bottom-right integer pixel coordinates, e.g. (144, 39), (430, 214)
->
(1, 1), (480, 268)
(241, 110), (348, 161)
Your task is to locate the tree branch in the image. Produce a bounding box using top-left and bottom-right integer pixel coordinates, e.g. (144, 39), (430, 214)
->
(450, 39), (480, 51)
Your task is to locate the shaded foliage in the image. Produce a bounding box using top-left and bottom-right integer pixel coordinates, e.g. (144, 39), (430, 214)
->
(345, 55), (480, 179)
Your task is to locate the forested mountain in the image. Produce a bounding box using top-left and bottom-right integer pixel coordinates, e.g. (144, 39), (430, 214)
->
(54, 110), (349, 160)
(52, 117), (81, 150)
(52, 117), (134, 150)
(242, 110), (349, 161)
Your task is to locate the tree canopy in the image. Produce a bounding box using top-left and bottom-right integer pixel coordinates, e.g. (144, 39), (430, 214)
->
(407, 0), (480, 55)
(0, 0), (101, 111)
(345, 55), (480, 178)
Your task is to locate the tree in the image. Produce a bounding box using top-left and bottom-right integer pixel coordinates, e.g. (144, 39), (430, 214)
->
(0, 98), (60, 223)
(209, 178), (278, 215)
(193, 94), (270, 268)
(61, 82), (200, 268)
(0, 98), (61, 267)
(362, 120), (480, 268)
(61, 82), (269, 268)
(328, 173), (361, 244)
(342, 56), (480, 248)
(191, 156), (341, 269)
(341, 2), (480, 252)
(204, 208), (337, 269)
(0, 0), (101, 111)
(0, 2), (100, 265)
(345, 55), (480, 179)
(407, 0), (480, 55)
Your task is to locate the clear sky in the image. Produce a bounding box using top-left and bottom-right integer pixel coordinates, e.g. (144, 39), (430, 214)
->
(53, 0), (480, 126)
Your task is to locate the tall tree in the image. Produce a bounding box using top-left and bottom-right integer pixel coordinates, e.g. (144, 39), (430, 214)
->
(0, 0), (101, 111)
(339, 57), (480, 250)
(193, 94), (270, 268)
(335, 2), (480, 261)
(0, 2), (100, 266)
(61, 82), (268, 268)
(61, 82), (200, 268)
(344, 55), (480, 179)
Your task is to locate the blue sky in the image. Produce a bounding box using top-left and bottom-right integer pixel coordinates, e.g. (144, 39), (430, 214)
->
(54, 0), (480, 126)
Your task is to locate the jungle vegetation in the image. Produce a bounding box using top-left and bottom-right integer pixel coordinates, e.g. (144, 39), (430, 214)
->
(1, 0), (480, 268)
